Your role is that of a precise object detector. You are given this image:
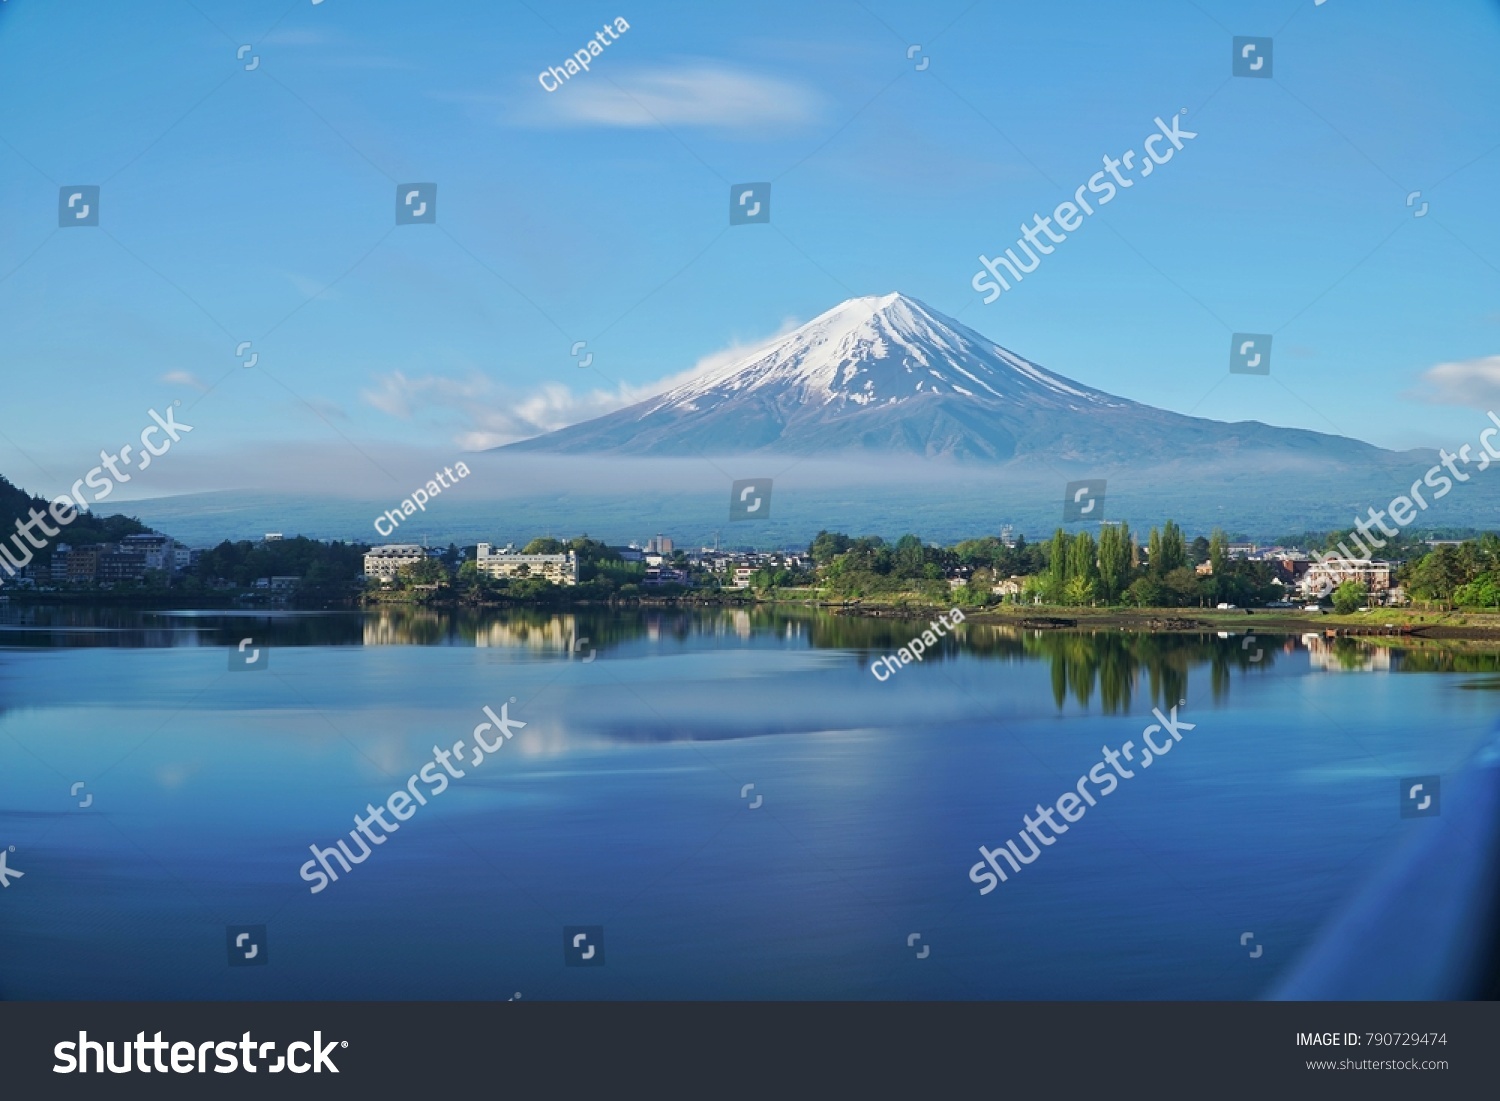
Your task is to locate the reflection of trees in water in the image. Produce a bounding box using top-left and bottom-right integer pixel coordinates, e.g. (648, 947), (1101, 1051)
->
(1384, 644), (1500, 674)
(958, 628), (1267, 713)
(17, 603), (1500, 698)
(810, 619), (1270, 713)
(1025, 632), (1198, 713)
(0, 603), (366, 649)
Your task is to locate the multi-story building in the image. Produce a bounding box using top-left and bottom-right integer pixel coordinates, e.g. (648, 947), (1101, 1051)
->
(97, 547), (148, 583)
(1300, 558), (1392, 599)
(364, 544), (431, 581)
(39, 531), (185, 585)
(51, 543), (148, 583)
(645, 535), (674, 555)
(474, 543), (578, 586)
(64, 547), (101, 582)
(120, 533), (190, 574)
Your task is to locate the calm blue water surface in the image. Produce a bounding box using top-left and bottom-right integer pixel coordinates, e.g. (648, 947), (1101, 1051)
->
(0, 606), (1493, 1000)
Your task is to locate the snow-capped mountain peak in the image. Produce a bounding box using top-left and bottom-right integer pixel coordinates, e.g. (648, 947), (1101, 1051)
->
(502, 291), (1385, 463)
(648, 293), (1121, 414)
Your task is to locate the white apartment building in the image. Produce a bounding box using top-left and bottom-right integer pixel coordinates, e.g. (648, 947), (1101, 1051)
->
(364, 544), (431, 581)
(474, 543), (579, 586)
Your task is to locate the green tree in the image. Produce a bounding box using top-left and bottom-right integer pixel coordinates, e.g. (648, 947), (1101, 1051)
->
(1126, 575), (1164, 607)
(1208, 528), (1228, 576)
(400, 557), (448, 585)
(1455, 573), (1500, 609)
(1150, 521), (1187, 576)
(893, 534), (926, 578)
(1067, 531), (1099, 596)
(1405, 545), (1465, 607)
(1047, 528), (1070, 598)
(1332, 579), (1368, 615)
(1062, 574), (1096, 606)
(810, 531), (854, 565)
(1162, 565), (1203, 607)
(1097, 523), (1132, 604)
(1021, 575), (1049, 604)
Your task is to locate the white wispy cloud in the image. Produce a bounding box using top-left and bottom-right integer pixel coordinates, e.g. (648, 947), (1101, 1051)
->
(361, 320), (800, 450)
(512, 62), (824, 131)
(1414, 355), (1500, 406)
(162, 370), (208, 391)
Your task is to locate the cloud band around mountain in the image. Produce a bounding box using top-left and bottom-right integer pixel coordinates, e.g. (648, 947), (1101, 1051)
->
(360, 320), (800, 449)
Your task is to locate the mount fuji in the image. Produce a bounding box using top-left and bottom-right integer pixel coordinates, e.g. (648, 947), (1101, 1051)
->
(500, 292), (1394, 466)
(126, 294), (1481, 546)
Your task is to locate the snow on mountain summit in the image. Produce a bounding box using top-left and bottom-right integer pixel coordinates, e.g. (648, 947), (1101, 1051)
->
(648, 293), (1123, 414)
(500, 292), (1389, 463)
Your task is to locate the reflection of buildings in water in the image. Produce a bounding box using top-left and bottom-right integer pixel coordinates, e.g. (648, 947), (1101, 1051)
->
(705, 610), (752, 640)
(362, 612), (579, 652)
(369, 612), (417, 648)
(474, 616), (576, 654)
(1302, 633), (1393, 672)
(362, 613), (438, 646)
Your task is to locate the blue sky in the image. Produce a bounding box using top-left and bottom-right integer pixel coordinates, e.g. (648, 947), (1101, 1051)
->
(2, 0), (1499, 501)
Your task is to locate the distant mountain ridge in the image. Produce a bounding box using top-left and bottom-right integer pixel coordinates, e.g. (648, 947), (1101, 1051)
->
(499, 293), (1410, 466)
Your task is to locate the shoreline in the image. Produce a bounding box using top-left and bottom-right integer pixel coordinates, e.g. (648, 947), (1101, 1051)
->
(11, 589), (1500, 642)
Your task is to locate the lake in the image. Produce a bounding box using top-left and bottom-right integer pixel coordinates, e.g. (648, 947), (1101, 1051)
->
(1, 605), (1494, 1000)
